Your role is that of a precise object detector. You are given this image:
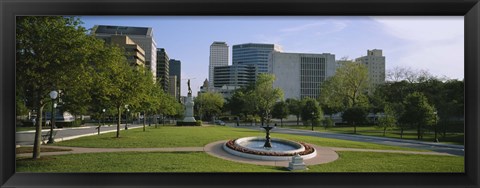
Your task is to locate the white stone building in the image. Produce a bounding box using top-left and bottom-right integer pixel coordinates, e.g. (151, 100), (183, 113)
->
(209, 41), (229, 87)
(268, 52), (336, 100)
(355, 49), (386, 87)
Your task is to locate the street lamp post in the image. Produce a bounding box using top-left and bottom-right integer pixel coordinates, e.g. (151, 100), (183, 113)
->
(47, 90), (58, 144)
(102, 109), (106, 126)
(125, 105), (129, 130)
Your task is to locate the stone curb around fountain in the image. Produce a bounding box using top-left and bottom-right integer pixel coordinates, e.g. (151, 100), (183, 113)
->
(203, 140), (339, 167)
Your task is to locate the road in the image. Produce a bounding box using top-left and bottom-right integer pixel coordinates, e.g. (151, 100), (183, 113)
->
(16, 123), (145, 146)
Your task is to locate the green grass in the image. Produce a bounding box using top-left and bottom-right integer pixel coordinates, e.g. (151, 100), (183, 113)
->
(307, 151), (464, 172)
(282, 125), (464, 145)
(16, 151), (464, 172)
(53, 126), (427, 151)
(16, 126), (38, 132)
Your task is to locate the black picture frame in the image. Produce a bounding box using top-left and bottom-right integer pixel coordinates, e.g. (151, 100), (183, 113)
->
(1, 0), (479, 187)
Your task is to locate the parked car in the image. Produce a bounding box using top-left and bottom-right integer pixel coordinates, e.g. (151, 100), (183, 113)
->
(214, 120), (225, 126)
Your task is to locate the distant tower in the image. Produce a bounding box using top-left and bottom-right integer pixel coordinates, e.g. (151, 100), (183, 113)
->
(157, 48), (169, 92)
(355, 49), (386, 88)
(169, 59), (181, 101)
(209, 41), (229, 87)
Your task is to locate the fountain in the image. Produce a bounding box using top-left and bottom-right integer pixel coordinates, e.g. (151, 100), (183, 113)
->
(223, 125), (317, 161)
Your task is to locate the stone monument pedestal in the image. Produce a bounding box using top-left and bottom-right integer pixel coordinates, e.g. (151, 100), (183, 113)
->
(182, 93), (196, 123)
(288, 154), (307, 171)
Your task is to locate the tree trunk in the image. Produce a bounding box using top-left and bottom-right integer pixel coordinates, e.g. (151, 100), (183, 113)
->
(296, 115), (299, 126)
(143, 112), (147, 128)
(400, 128), (404, 139)
(417, 124), (421, 140)
(353, 122), (356, 134)
(280, 118), (283, 127)
(116, 106), (121, 138)
(32, 102), (45, 159)
(383, 127), (387, 137)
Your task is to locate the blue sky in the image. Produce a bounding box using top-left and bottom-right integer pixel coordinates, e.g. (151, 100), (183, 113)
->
(79, 16), (464, 97)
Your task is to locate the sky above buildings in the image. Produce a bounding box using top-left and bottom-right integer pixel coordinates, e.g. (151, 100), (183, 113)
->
(79, 16), (464, 97)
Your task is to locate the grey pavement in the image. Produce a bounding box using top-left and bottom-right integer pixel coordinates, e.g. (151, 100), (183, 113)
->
(227, 124), (465, 156)
(16, 123), (145, 146)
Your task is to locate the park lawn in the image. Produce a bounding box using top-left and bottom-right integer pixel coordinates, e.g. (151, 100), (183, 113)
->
(282, 125), (464, 145)
(52, 126), (427, 151)
(16, 151), (464, 172)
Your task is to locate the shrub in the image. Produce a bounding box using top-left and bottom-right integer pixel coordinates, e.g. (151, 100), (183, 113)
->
(196, 120), (202, 126)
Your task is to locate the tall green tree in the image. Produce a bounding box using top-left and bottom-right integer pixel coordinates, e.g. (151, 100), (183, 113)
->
(251, 74), (283, 126)
(286, 98), (302, 126)
(300, 97), (324, 130)
(90, 44), (145, 138)
(194, 92), (224, 121)
(16, 16), (100, 159)
(399, 92), (436, 140)
(377, 103), (397, 137)
(271, 101), (289, 127)
(319, 62), (370, 111)
(342, 106), (368, 134)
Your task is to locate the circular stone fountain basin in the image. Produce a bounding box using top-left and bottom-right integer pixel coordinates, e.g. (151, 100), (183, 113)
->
(223, 137), (317, 161)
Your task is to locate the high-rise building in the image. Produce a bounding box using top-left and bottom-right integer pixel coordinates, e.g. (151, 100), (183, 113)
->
(91, 25), (157, 80)
(268, 52), (336, 100)
(355, 49), (386, 87)
(209, 41), (229, 87)
(168, 75), (178, 100)
(213, 64), (257, 88)
(169, 59), (181, 101)
(96, 35), (146, 67)
(232, 43), (283, 73)
(157, 48), (169, 92)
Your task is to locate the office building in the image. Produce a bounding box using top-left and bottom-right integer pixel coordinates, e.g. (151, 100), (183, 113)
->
(157, 48), (169, 92)
(209, 41), (229, 87)
(213, 64), (257, 88)
(232, 43), (283, 73)
(268, 52), (336, 100)
(169, 59), (181, 101)
(91, 25), (157, 80)
(355, 49), (386, 87)
(168, 75), (178, 100)
(96, 35), (146, 67)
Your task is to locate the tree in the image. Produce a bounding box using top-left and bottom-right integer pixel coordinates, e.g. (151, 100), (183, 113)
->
(377, 103), (397, 136)
(300, 97), (324, 131)
(319, 62), (370, 111)
(250, 74), (283, 126)
(286, 98), (302, 126)
(90, 44), (145, 138)
(342, 106), (368, 134)
(399, 92), (436, 140)
(271, 101), (289, 127)
(16, 16), (101, 159)
(194, 92), (224, 121)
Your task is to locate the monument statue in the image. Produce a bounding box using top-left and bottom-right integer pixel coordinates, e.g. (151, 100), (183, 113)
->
(187, 79), (192, 94)
(182, 79), (196, 124)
